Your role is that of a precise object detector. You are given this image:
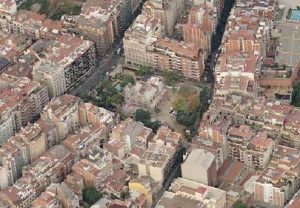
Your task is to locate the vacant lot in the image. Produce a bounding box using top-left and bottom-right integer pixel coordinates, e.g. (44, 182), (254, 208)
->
(20, 0), (84, 20)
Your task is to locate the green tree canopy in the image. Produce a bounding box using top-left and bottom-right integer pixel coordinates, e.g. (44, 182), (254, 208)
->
(292, 82), (300, 107)
(120, 75), (135, 88)
(134, 109), (160, 132)
(82, 187), (102, 205)
(135, 109), (151, 121)
(233, 201), (247, 208)
(136, 66), (153, 76)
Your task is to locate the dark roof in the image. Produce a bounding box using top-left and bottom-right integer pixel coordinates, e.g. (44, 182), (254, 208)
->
(0, 57), (10, 72)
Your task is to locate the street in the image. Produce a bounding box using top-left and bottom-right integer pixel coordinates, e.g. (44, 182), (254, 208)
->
(68, 45), (122, 97)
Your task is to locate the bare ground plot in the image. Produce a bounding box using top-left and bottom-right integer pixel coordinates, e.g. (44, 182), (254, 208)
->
(152, 87), (186, 135)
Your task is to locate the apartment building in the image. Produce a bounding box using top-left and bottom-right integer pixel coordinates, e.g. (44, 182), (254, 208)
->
(0, 0), (17, 19)
(138, 142), (177, 181)
(110, 118), (150, 151)
(63, 124), (107, 158)
(246, 132), (274, 169)
(33, 35), (96, 98)
(41, 95), (81, 141)
(6, 10), (46, 39)
(79, 102), (119, 129)
(23, 145), (75, 190)
(0, 185), (36, 208)
(31, 191), (62, 207)
(215, 53), (260, 97)
(154, 38), (205, 80)
(0, 102), (14, 144)
(227, 125), (253, 163)
(105, 138), (127, 159)
(36, 119), (59, 149)
(72, 147), (113, 191)
(63, 173), (84, 203)
(13, 124), (47, 164)
(39, 19), (63, 40)
(124, 14), (162, 68)
(235, 0), (277, 21)
(181, 148), (217, 186)
(0, 139), (29, 188)
(76, 0), (134, 56)
(156, 177), (226, 208)
(228, 125), (274, 170)
(153, 125), (181, 148)
(223, 13), (268, 56)
(129, 176), (161, 206)
(198, 112), (230, 144)
(0, 74), (49, 131)
(254, 145), (300, 207)
(0, 145), (75, 207)
(183, 4), (217, 52)
(143, 0), (185, 35)
(34, 183), (80, 208)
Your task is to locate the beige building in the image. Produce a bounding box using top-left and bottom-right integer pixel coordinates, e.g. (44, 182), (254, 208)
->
(76, 0), (136, 56)
(124, 14), (162, 68)
(72, 146), (113, 191)
(138, 142), (177, 181)
(41, 95), (81, 141)
(183, 5), (216, 52)
(143, 0), (185, 35)
(227, 125), (274, 170)
(32, 35), (96, 98)
(0, 74), (49, 131)
(124, 14), (204, 80)
(244, 132), (274, 170)
(110, 118), (153, 153)
(181, 148), (217, 186)
(153, 38), (205, 80)
(13, 124), (47, 164)
(33, 62), (66, 98)
(0, 0), (17, 18)
(45, 183), (80, 208)
(156, 177), (226, 208)
(254, 145), (300, 207)
(63, 125), (107, 158)
(79, 102), (118, 129)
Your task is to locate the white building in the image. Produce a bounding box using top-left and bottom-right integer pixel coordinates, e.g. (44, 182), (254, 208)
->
(181, 148), (217, 186)
(0, 102), (14, 145)
(124, 76), (167, 111)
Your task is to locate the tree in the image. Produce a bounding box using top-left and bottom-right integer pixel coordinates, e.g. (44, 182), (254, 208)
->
(82, 187), (102, 205)
(187, 95), (200, 113)
(292, 82), (300, 107)
(233, 201), (247, 208)
(174, 97), (186, 112)
(136, 66), (153, 76)
(134, 109), (161, 132)
(176, 111), (197, 128)
(163, 71), (178, 86)
(120, 75), (135, 88)
(148, 120), (161, 133)
(111, 94), (124, 105)
(135, 109), (151, 122)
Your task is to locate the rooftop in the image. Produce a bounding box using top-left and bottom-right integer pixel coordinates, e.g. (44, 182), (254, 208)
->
(182, 148), (215, 170)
